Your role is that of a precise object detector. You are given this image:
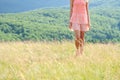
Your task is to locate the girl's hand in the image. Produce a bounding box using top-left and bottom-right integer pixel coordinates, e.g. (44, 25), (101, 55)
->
(69, 22), (72, 29)
(69, 22), (73, 31)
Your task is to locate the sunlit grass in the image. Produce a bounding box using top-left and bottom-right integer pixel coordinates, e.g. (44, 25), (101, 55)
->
(0, 41), (120, 80)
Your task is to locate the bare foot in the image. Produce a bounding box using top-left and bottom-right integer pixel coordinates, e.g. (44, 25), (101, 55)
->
(80, 47), (83, 54)
(75, 49), (81, 57)
(75, 47), (84, 57)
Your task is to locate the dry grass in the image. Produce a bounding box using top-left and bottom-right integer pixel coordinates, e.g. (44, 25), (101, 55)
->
(0, 41), (120, 80)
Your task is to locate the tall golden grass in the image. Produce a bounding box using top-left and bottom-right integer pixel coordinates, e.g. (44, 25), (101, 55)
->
(0, 41), (120, 80)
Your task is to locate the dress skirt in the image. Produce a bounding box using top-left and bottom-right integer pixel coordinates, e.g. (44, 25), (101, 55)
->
(70, 0), (90, 31)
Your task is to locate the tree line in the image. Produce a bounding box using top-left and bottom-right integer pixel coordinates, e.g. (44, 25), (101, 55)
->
(0, 8), (120, 43)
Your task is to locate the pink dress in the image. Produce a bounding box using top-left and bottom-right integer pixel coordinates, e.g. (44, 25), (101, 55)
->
(70, 0), (90, 31)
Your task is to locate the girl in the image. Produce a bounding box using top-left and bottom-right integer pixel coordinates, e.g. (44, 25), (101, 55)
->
(69, 0), (90, 56)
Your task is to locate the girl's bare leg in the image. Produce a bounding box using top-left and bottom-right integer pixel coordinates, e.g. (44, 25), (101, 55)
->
(74, 30), (81, 56)
(74, 24), (86, 56)
(80, 31), (85, 54)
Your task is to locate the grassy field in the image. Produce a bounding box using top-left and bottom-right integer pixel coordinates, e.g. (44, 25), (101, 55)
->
(0, 41), (120, 80)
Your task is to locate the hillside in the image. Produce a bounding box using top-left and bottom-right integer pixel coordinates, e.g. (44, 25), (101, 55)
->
(0, 7), (120, 42)
(0, 0), (120, 42)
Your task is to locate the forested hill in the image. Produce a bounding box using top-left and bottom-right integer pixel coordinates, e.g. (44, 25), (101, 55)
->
(0, 7), (120, 42)
(0, 0), (120, 42)
(0, 0), (120, 13)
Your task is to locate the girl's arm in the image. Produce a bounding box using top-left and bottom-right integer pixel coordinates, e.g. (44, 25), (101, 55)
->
(86, 1), (90, 26)
(70, 0), (74, 18)
(69, 0), (74, 30)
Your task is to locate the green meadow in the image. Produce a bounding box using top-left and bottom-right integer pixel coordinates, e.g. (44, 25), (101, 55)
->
(0, 42), (120, 80)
